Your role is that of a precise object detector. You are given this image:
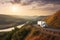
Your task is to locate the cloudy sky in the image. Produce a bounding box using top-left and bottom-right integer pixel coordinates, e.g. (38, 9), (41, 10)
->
(0, 0), (60, 16)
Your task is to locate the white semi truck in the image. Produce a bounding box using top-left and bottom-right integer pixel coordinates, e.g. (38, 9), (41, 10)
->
(37, 21), (48, 28)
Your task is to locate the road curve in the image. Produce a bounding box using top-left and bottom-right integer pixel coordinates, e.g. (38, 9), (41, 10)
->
(0, 24), (25, 32)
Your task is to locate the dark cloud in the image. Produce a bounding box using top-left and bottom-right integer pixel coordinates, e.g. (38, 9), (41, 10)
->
(20, 0), (41, 5)
(0, 0), (60, 11)
(20, 0), (60, 5)
(1, 0), (60, 5)
(13, 0), (21, 3)
(16, 0), (60, 11)
(41, 0), (60, 4)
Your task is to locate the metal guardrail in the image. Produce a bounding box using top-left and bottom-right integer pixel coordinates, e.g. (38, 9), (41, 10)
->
(37, 21), (60, 37)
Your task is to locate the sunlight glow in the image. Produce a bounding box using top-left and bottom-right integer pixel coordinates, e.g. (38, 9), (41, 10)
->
(12, 6), (17, 12)
(11, 4), (20, 12)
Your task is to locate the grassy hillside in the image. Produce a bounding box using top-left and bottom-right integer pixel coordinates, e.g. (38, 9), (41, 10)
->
(1, 24), (60, 40)
(45, 10), (60, 28)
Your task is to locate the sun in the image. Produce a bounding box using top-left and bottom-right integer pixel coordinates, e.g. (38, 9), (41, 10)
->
(11, 5), (20, 12)
(12, 5), (18, 12)
(12, 6), (17, 11)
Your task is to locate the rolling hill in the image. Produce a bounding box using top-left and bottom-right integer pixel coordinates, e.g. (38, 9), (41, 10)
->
(45, 10), (60, 28)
